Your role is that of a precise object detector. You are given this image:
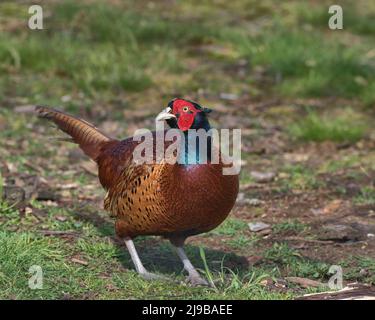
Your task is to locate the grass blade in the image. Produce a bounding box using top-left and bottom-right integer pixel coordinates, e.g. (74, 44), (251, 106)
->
(199, 246), (216, 289)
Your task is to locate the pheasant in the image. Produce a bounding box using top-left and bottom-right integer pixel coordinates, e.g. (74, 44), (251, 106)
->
(36, 98), (239, 286)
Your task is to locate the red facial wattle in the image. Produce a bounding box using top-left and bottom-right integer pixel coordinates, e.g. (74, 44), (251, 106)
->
(177, 114), (195, 131)
(172, 99), (201, 131)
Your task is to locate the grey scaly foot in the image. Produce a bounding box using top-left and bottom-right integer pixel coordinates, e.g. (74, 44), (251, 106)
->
(174, 246), (214, 287)
(186, 274), (210, 287)
(124, 238), (169, 281)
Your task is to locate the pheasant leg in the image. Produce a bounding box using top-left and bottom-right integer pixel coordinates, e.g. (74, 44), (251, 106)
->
(175, 246), (210, 286)
(124, 238), (165, 281)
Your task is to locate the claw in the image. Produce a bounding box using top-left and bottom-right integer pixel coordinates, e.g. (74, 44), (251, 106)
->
(186, 274), (211, 287)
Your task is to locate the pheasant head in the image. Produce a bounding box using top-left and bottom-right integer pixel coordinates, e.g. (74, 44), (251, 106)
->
(156, 98), (212, 131)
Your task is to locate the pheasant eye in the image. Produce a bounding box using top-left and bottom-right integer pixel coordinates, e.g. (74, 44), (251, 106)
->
(182, 106), (189, 112)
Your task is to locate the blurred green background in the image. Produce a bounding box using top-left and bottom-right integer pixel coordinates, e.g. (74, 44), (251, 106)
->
(1, 0), (374, 112)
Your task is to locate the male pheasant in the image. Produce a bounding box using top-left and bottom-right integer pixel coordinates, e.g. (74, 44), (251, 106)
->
(36, 99), (239, 285)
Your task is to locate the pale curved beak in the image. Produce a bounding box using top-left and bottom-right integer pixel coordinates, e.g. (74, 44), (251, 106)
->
(156, 107), (176, 121)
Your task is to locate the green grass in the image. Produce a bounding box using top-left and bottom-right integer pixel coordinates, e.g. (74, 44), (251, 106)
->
(241, 30), (375, 101)
(221, 2), (375, 103)
(226, 234), (259, 249)
(1, 5), (181, 99)
(289, 109), (366, 143)
(0, 171), (3, 201)
(0, 225), (290, 299)
(0, 199), (291, 299)
(209, 218), (260, 250)
(263, 243), (330, 280)
(0, 200), (21, 230)
(279, 164), (321, 191)
(239, 170), (256, 185)
(1, 1), (375, 104)
(342, 256), (375, 285)
(296, 1), (375, 36)
(264, 243), (302, 266)
(211, 218), (248, 236)
(354, 186), (375, 205)
(273, 220), (308, 235)
(319, 154), (361, 173)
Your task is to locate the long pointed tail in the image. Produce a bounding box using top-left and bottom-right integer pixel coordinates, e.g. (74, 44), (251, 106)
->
(36, 106), (114, 160)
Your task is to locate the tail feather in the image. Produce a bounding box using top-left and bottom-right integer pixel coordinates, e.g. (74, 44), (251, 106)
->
(36, 106), (114, 160)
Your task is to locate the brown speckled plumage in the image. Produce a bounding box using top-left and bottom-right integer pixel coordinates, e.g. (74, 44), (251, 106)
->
(95, 134), (238, 242)
(36, 101), (239, 284)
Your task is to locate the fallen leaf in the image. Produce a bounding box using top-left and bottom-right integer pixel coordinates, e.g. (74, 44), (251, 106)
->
(55, 215), (67, 222)
(286, 277), (326, 288)
(71, 258), (88, 266)
(322, 199), (342, 214)
(248, 221), (271, 232)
